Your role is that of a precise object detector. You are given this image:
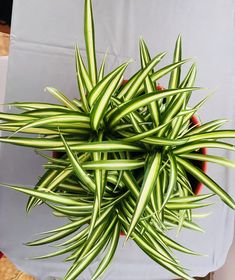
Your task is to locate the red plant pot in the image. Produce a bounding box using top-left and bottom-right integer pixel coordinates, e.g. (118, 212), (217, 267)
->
(190, 115), (207, 195)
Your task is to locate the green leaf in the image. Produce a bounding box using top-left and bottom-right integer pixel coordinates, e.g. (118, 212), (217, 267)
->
(164, 210), (204, 232)
(176, 156), (235, 209)
(181, 153), (235, 169)
(12, 113), (90, 135)
(88, 197), (99, 238)
(46, 203), (93, 216)
(169, 193), (214, 203)
(185, 119), (228, 136)
(26, 169), (59, 212)
(139, 38), (160, 126)
(58, 206), (113, 247)
(75, 46), (89, 113)
(90, 62), (129, 131)
(116, 70), (142, 99)
(161, 151), (177, 210)
(84, 0), (97, 85)
(64, 221), (114, 280)
(168, 35), (182, 89)
(78, 216), (116, 262)
(143, 222), (199, 255)
(98, 49), (109, 82)
(29, 230), (88, 260)
(89, 62), (129, 106)
(41, 167), (73, 193)
(174, 141), (235, 155)
(45, 87), (79, 111)
(185, 130), (235, 143)
(0, 125), (63, 135)
(143, 231), (181, 265)
(149, 59), (189, 87)
(119, 212), (194, 280)
(75, 45), (93, 92)
(161, 64), (196, 138)
(26, 227), (77, 246)
(39, 216), (90, 234)
(116, 121), (170, 142)
(166, 202), (213, 210)
(0, 136), (84, 149)
(49, 140), (144, 152)
(126, 151), (162, 240)
(91, 221), (120, 280)
(89, 132), (104, 237)
(129, 112), (144, 134)
(0, 184), (82, 206)
(120, 209), (181, 267)
(61, 134), (96, 192)
(23, 108), (72, 117)
(109, 87), (200, 129)
(122, 171), (164, 229)
(5, 102), (71, 111)
(0, 112), (36, 121)
(125, 59), (189, 98)
(139, 135), (187, 146)
(82, 159), (145, 170)
(124, 52), (167, 101)
(116, 109), (194, 142)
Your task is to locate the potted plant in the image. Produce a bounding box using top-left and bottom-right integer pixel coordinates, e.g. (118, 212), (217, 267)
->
(1, 0), (235, 279)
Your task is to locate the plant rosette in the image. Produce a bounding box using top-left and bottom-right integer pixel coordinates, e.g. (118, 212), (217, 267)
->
(52, 84), (207, 243)
(1, 0), (235, 280)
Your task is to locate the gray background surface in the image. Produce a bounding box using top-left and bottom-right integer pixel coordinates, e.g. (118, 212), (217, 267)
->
(0, 0), (235, 279)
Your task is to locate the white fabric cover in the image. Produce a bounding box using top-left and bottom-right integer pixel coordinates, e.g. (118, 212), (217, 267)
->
(0, 0), (235, 279)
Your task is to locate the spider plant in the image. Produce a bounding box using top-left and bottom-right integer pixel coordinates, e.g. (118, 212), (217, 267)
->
(1, 0), (235, 279)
